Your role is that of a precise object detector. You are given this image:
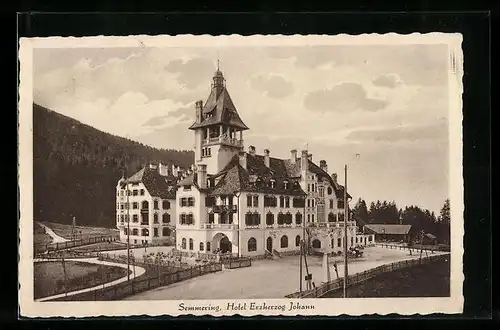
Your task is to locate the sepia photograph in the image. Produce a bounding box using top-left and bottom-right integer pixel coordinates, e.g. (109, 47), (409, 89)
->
(18, 33), (464, 317)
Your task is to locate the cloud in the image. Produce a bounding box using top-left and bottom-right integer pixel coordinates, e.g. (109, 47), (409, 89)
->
(142, 106), (194, 127)
(373, 73), (404, 88)
(346, 123), (448, 143)
(249, 74), (295, 98)
(165, 58), (216, 89)
(304, 83), (388, 113)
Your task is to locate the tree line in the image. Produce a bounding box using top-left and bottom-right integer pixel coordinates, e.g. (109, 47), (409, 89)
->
(351, 198), (451, 244)
(33, 103), (194, 228)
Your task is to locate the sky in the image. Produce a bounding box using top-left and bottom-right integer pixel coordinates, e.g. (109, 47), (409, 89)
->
(33, 43), (451, 214)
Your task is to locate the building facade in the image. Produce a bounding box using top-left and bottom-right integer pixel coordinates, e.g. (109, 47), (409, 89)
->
(174, 68), (373, 257)
(116, 163), (181, 245)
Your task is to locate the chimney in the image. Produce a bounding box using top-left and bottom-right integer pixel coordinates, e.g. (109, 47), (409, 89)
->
(301, 150), (308, 172)
(264, 149), (270, 168)
(158, 162), (169, 176)
(290, 149), (297, 164)
(239, 151), (247, 170)
(331, 173), (338, 184)
(195, 100), (203, 123)
(197, 164), (207, 189)
(319, 160), (328, 173)
(248, 145), (256, 155)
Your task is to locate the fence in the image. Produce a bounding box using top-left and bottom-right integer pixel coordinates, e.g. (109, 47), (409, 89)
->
(98, 252), (191, 271)
(50, 261), (223, 301)
(35, 235), (118, 255)
(377, 243), (450, 253)
(285, 253), (449, 298)
(223, 257), (252, 269)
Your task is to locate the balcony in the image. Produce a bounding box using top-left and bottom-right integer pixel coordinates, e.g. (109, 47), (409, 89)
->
(308, 221), (356, 228)
(200, 223), (239, 230)
(201, 136), (243, 148)
(211, 204), (237, 213)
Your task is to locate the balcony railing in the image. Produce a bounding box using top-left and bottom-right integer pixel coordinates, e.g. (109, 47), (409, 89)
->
(307, 221), (356, 228)
(211, 205), (237, 213)
(140, 208), (149, 213)
(200, 223), (239, 230)
(201, 136), (243, 148)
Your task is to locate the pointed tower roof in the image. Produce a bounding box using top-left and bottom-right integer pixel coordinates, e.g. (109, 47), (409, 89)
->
(189, 69), (249, 131)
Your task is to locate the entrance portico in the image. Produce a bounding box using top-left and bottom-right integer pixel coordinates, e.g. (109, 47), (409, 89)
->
(212, 232), (238, 254)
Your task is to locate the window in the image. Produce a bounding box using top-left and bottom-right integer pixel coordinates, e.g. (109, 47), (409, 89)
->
(368, 236), (372, 242)
(279, 196), (284, 208)
(307, 199), (310, 208)
(208, 212), (215, 223)
(264, 195), (277, 207)
(319, 187), (324, 197)
(312, 199), (315, 207)
(140, 189), (145, 196)
(141, 201), (149, 210)
(308, 184), (311, 192)
(280, 235), (288, 248)
(124, 228), (128, 235)
(180, 213), (194, 225)
(153, 213), (159, 223)
(162, 200), (170, 209)
(295, 212), (302, 225)
(153, 228), (158, 237)
(312, 239), (321, 249)
(117, 191), (119, 197)
(311, 214), (315, 222)
(162, 227), (171, 236)
(154, 200), (159, 210)
(328, 212), (336, 222)
(285, 212), (293, 225)
(142, 228), (149, 236)
(162, 213), (170, 223)
(133, 189), (138, 196)
(206, 242), (211, 251)
(285, 197), (290, 208)
(180, 197), (195, 207)
(248, 238), (257, 252)
(245, 212), (261, 226)
(266, 212), (274, 226)
(277, 212), (285, 225)
(247, 195), (252, 207)
(120, 215), (124, 222)
(284, 181), (289, 190)
(293, 197), (305, 208)
(270, 180), (276, 189)
(183, 185), (191, 191)
(200, 242), (204, 251)
(133, 214), (138, 222)
(312, 184), (315, 192)
(350, 237), (354, 247)
(132, 229), (138, 236)
(189, 238), (194, 250)
(295, 235), (301, 247)
(338, 200), (345, 209)
(355, 237), (358, 243)
(327, 187), (333, 195)
(329, 199), (334, 208)
(132, 202), (139, 209)
(181, 238), (186, 249)
(307, 214), (310, 222)
(338, 238), (342, 247)
(253, 195), (259, 207)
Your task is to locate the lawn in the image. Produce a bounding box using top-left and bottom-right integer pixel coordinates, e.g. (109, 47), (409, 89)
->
(43, 221), (120, 240)
(322, 256), (450, 298)
(34, 261), (129, 299)
(69, 241), (129, 253)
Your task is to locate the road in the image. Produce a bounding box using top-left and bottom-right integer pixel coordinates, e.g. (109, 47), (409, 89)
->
(34, 257), (146, 302)
(37, 222), (69, 243)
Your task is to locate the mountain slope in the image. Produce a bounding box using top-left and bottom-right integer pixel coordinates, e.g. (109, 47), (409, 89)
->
(33, 103), (194, 228)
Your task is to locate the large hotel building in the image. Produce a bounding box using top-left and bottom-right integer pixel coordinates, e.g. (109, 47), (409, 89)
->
(116, 68), (373, 256)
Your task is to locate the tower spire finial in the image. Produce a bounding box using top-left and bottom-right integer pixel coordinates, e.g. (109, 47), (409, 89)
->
(217, 53), (220, 71)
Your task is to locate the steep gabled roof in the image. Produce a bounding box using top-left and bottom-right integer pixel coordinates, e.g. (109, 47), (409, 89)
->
(126, 166), (177, 199)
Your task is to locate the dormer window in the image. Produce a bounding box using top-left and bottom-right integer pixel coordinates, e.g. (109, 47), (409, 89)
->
(270, 179), (276, 189)
(283, 180), (289, 190)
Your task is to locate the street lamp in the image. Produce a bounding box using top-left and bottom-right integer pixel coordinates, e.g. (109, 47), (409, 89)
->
(233, 191), (241, 257)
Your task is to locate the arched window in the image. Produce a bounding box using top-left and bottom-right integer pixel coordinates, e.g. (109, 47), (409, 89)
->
(327, 187), (333, 195)
(141, 201), (149, 210)
(206, 242), (211, 251)
(162, 227), (171, 236)
(162, 200), (170, 209)
(189, 238), (194, 250)
(199, 242), (204, 251)
(162, 213), (170, 223)
(280, 235), (288, 248)
(295, 235), (301, 247)
(181, 238), (186, 249)
(277, 212), (285, 225)
(153, 213), (159, 223)
(248, 237), (257, 252)
(312, 239), (321, 249)
(285, 212), (293, 225)
(328, 212), (336, 222)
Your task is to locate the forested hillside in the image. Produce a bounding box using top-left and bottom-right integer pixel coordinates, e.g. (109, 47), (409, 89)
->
(33, 103), (194, 228)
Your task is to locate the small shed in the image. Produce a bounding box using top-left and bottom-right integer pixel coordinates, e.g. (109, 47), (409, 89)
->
(422, 233), (438, 245)
(363, 224), (413, 243)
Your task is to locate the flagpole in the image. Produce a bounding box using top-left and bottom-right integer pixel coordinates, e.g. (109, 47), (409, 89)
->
(343, 164), (348, 298)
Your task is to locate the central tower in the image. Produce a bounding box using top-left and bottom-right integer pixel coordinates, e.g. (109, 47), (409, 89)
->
(189, 67), (249, 175)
